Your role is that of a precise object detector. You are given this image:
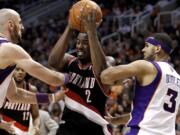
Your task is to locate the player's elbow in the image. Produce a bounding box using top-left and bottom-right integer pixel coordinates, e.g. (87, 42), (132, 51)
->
(6, 91), (19, 103)
(48, 56), (59, 69)
(100, 70), (111, 84)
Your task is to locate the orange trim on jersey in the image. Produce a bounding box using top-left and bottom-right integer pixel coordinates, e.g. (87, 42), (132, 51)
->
(1, 114), (29, 132)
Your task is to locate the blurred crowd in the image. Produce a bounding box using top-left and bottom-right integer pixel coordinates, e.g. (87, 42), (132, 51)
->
(0, 0), (180, 135)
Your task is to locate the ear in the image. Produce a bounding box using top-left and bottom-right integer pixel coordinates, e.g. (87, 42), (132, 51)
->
(155, 45), (161, 53)
(8, 20), (14, 30)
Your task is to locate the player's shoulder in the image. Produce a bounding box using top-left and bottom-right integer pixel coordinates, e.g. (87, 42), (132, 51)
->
(130, 60), (156, 74)
(131, 60), (154, 67)
(0, 42), (24, 53)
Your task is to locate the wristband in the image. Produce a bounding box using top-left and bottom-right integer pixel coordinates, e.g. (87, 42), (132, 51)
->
(64, 73), (70, 85)
(36, 93), (49, 104)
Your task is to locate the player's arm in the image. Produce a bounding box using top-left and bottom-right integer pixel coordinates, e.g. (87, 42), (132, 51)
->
(4, 44), (66, 86)
(100, 60), (156, 85)
(105, 113), (130, 125)
(48, 24), (74, 71)
(29, 85), (40, 135)
(82, 11), (107, 76)
(6, 79), (67, 104)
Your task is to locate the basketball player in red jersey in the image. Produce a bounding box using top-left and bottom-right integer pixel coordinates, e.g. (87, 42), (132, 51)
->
(49, 10), (114, 135)
(0, 66), (40, 135)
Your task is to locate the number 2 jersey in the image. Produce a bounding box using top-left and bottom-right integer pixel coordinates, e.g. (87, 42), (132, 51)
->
(127, 61), (180, 135)
(63, 57), (111, 135)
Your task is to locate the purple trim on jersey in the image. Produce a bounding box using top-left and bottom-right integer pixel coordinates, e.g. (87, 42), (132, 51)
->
(0, 65), (16, 84)
(127, 61), (162, 135)
(0, 39), (9, 44)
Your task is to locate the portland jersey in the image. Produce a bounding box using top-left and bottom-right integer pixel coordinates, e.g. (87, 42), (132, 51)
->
(0, 38), (16, 108)
(127, 61), (180, 135)
(63, 58), (110, 132)
(0, 82), (32, 133)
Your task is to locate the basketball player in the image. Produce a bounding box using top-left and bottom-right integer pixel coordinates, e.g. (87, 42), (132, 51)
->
(0, 66), (40, 135)
(101, 33), (180, 135)
(0, 8), (68, 109)
(48, 11), (114, 135)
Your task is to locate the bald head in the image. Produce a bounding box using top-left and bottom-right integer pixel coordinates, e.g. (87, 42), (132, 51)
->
(0, 8), (23, 43)
(0, 8), (20, 25)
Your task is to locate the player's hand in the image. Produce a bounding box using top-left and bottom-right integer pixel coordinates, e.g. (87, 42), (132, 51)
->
(0, 121), (15, 134)
(81, 9), (102, 32)
(34, 127), (40, 135)
(104, 112), (119, 125)
(54, 85), (68, 102)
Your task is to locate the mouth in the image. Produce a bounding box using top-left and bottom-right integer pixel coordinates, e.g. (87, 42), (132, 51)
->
(77, 51), (85, 56)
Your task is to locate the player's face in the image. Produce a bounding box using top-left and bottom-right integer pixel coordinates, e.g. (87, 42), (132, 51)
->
(76, 33), (90, 61)
(142, 42), (156, 61)
(9, 14), (24, 43)
(13, 67), (26, 82)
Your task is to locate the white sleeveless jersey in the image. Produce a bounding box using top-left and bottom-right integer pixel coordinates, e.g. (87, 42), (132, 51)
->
(127, 61), (180, 135)
(0, 38), (16, 108)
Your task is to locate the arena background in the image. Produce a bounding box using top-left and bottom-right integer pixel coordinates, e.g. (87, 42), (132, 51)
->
(0, 0), (179, 134)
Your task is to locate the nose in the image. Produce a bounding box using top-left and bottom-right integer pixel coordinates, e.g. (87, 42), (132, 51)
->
(141, 47), (145, 53)
(21, 25), (25, 32)
(77, 42), (83, 49)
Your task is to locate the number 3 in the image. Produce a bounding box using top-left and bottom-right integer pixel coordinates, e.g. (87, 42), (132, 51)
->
(85, 89), (92, 103)
(163, 88), (178, 113)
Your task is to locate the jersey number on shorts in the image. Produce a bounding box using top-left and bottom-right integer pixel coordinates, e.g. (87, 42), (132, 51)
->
(163, 88), (178, 113)
(85, 89), (92, 103)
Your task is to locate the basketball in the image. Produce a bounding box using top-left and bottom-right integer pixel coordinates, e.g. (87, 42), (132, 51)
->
(69, 0), (102, 32)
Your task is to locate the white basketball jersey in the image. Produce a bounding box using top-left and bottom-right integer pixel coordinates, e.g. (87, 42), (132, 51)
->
(0, 38), (16, 108)
(127, 61), (180, 135)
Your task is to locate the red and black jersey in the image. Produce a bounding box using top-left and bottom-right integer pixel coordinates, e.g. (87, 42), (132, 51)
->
(0, 82), (32, 132)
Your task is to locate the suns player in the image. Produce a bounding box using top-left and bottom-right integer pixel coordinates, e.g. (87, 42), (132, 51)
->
(101, 33), (180, 135)
(49, 11), (114, 135)
(0, 67), (40, 135)
(0, 8), (68, 111)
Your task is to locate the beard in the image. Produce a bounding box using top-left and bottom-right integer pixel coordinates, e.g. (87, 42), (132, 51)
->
(10, 25), (22, 44)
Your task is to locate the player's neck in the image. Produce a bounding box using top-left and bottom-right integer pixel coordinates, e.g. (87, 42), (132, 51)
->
(16, 81), (25, 89)
(155, 54), (170, 62)
(0, 32), (12, 42)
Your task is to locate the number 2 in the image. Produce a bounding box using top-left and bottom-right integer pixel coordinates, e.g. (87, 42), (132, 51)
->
(85, 89), (92, 103)
(163, 88), (178, 113)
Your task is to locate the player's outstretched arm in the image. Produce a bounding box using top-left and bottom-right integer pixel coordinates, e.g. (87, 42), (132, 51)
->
(6, 79), (67, 104)
(100, 60), (156, 85)
(4, 43), (66, 86)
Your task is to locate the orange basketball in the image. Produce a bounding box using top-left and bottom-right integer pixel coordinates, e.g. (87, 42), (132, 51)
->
(69, 0), (102, 32)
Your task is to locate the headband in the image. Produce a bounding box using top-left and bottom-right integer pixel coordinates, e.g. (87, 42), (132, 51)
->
(145, 37), (172, 54)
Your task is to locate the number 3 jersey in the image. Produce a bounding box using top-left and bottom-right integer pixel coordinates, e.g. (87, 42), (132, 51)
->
(64, 58), (109, 127)
(127, 61), (180, 135)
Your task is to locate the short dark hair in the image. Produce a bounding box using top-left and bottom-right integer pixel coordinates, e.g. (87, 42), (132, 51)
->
(154, 33), (173, 54)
